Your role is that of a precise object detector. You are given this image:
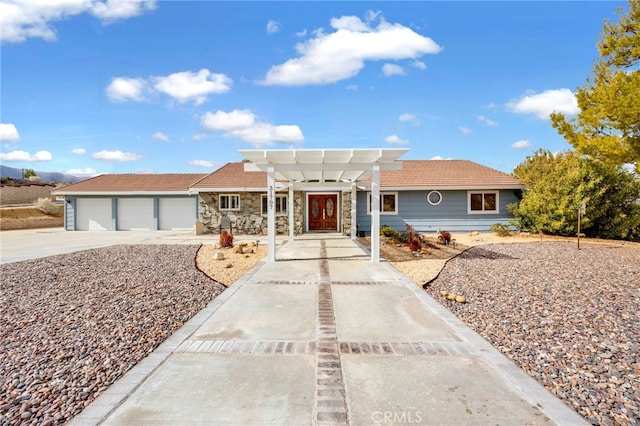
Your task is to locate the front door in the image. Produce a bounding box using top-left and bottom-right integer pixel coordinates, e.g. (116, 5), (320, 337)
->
(308, 194), (338, 231)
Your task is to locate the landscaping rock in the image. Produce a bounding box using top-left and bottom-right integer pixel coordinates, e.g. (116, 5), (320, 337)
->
(423, 241), (640, 426)
(0, 245), (225, 425)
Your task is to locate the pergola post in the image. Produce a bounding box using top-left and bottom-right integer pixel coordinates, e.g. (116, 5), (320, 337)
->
(371, 165), (380, 262)
(267, 166), (276, 262)
(288, 184), (294, 241)
(350, 183), (357, 240)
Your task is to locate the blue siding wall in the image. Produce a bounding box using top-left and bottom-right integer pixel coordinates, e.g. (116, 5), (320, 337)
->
(356, 190), (520, 234)
(64, 197), (75, 231)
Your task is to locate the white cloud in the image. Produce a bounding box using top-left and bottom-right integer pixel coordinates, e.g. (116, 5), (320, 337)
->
(398, 113), (419, 125)
(382, 63), (406, 77)
(267, 20), (280, 34)
(477, 115), (498, 127)
(106, 77), (147, 102)
(296, 29), (307, 37)
(260, 13), (442, 85)
(459, 126), (472, 135)
(385, 134), (409, 145)
(512, 140), (532, 149)
(201, 109), (304, 146)
(412, 60), (426, 70)
(66, 167), (97, 176)
(202, 110), (256, 132)
(0, 150), (52, 162)
(71, 148), (87, 155)
(188, 160), (218, 168)
(345, 84), (358, 91)
(0, 0), (156, 43)
(365, 10), (382, 23)
(106, 69), (232, 105)
(507, 88), (579, 120)
(152, 131), (169, 142)
(0, 123), (20, 142)
(192, 133), (209, 141)
(92, 150), (142, 161)
(91, 0), (156, 22)
(227, 124), (304, 146)
(153, 69), (232, 105)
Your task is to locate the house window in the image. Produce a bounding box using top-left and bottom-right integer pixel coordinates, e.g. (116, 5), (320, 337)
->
(261, 195), (288, 215)
(427, 191), (442, 206)
(367, 192), (398, 215)
(219, 194), (240, 211)
(468, 191), (498, 214)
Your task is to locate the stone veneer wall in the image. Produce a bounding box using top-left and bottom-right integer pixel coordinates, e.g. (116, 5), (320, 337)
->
(341, 191), (353, 236)
(198, 191), (304, 235)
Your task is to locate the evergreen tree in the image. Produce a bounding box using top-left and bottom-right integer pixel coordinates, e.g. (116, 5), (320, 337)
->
(551, 0), (640, 171)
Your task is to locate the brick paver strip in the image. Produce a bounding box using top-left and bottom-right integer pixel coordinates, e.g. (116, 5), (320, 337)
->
(330, 280), (403, 286)
(314, 240), (349, 425)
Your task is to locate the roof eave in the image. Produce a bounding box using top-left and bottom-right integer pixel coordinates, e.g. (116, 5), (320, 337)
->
(53, 190), (194, 196)
(358, 184), (524, 191)
(189, 187), (269, 193)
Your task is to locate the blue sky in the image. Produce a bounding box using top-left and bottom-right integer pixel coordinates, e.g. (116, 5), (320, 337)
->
(0, 1), (628, 176)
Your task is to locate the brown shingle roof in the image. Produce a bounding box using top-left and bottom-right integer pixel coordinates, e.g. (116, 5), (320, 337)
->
(54, 173), (207, 193)
(190, 162), (267, 190)
(53, 160), (522, 194)
(378, 160), (523, 188)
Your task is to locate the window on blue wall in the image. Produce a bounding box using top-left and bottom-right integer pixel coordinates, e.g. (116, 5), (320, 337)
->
(468, 191), (498, 214)
(367, 192), (398, 215)
(427, 191), (442, 206)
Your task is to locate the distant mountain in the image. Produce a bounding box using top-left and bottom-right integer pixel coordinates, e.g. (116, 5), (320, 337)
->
(0, 165), (83, 183)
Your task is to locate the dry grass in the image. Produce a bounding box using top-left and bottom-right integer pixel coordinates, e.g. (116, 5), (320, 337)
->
(0, 205), (64, 230)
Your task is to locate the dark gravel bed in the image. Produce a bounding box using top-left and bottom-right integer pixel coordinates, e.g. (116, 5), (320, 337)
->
(424, 241), (640, 426)
(0, 245), (225, 425)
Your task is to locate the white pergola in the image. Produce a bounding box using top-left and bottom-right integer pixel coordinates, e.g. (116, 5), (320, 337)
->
(239, 148), (409, 262)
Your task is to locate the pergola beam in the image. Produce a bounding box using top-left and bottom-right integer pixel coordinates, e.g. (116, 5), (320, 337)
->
(239, 148), (408, 263)
(371, 165), (380, 263)
(245, 162), (402, 173)
(267, 166), (276, 262)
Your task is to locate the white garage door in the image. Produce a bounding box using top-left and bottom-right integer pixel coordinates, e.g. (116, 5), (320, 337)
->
(159, 197), (196, 230)
(117, 198), (154, 230)
(77, 198), (113, 231)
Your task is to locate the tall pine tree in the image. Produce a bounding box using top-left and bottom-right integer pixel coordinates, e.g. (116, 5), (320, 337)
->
(551, 0), (640, 171)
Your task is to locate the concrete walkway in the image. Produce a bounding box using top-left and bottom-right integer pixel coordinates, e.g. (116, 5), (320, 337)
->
(69, 235), (586, 425)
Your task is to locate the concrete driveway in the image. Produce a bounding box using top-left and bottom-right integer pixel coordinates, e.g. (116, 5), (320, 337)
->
(0, 228), (213, 264)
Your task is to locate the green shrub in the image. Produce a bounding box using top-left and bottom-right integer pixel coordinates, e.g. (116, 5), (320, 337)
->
(35, 197), (58, 215)
(380, 225), (399, 239)
(490, 223), (513, 237)
(396, 231), (410, 244)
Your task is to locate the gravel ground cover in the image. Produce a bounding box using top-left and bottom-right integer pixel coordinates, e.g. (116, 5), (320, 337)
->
(424, 241), (640, 426)
(0, 245), (225, 425)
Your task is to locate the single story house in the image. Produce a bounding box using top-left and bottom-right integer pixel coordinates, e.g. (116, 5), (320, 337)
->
(54, 149), (523, 237)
